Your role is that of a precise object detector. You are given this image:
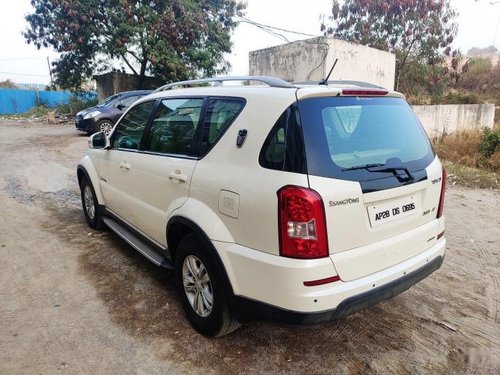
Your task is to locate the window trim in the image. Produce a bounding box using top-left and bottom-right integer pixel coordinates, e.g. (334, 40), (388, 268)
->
(139, 95), (246, 160)
(108, 95), (246, 159)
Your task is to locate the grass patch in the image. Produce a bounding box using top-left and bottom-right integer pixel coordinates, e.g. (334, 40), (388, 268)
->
(433, 128), (500, 189)
(433, 130), (483, 168)
(2, 105), (53, 119)
(443, 160), (499, 190)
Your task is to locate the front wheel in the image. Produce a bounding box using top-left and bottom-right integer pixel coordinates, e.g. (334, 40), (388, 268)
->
(98, 120), (114, 136)
(80, 177), (104, 229)
(175, 234), (240, 337)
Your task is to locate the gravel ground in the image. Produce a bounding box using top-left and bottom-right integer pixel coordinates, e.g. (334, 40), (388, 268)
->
(0, 120), (498, 374)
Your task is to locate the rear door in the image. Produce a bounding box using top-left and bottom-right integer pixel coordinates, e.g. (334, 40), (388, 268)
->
(129, 97), (246, 245)
(128, 98), (204, 244)
(298, 95), (444, 280)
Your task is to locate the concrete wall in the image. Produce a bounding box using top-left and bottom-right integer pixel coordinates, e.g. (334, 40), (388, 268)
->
(249, 37), (396, 89)
(93, 72), (162, 100)
(412, 104), (495, 138)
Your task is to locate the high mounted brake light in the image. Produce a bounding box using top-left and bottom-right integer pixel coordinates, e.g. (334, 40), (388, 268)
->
(342, 89), (389, 96)
(278, 186), (328, 259)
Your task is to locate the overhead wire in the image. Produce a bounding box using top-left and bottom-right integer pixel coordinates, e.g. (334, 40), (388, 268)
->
(235, 15), (329, 79)
(0, 57), (47, 62)
(236, 16), (320, 39)
(0, 71), (49, 77)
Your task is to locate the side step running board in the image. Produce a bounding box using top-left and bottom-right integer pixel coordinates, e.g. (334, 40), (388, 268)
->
(102, 217), (174, 269)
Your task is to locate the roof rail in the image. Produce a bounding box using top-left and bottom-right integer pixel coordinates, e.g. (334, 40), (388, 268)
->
(154, 76), (295, 92)
(294, 80), (386, 89)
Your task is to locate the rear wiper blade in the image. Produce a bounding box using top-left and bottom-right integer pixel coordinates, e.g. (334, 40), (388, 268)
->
(342, 163), (415, 181)
(368, 165), (415, 181)
(341, 163), (384, 171)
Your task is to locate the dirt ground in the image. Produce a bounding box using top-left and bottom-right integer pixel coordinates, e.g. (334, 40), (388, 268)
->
(0, 120), (498, 375)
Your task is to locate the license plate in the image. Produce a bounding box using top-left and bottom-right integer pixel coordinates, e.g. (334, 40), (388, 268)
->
(368, 195), (418, 227)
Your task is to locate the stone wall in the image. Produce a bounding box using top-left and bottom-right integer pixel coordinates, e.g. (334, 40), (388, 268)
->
(249, 37), (396, 89)
(412, 104), (495, 138)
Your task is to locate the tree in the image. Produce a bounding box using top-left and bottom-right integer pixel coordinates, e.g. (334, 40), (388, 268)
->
(0, 80), (18, 89)
(322, 0), (458, 94)
(24, 0), (245, 90)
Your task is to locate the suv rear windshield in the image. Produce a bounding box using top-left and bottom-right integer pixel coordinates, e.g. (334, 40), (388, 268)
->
(298, 96), (434, 184)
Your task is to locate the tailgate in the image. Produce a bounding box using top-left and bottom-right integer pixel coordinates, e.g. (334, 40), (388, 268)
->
(309, 158), (444, 281)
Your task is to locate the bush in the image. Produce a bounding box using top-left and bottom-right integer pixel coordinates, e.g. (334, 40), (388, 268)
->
(23, 105), (52, 118)
(436, 91), (483, 105)
(57, 91), (98, 115)
(479, 127), (500, 160)
(433, 130), (482, 168)
(434, 128), (500, 172)
(0, 79), (17, 89)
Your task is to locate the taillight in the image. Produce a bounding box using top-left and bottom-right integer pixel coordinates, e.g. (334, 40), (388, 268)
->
(278, 186), (328, 259)
(437, 167), (446, 218)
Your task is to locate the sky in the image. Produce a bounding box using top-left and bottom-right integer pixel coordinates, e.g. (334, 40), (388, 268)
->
(0, 0), (499, 85)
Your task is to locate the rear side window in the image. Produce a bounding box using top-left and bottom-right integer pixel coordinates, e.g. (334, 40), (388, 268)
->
(146, 98), (204, 156)
(298, 97), (434, 181)
(117, 95), (139, 108)
(201, 99), (244, 154)
(259, 105), (306, 174)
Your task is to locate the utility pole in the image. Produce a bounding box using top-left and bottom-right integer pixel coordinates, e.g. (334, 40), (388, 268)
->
(46, 56), (53, 87)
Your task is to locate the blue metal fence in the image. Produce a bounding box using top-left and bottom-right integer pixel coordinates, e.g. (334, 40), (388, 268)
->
(0, 89), (73, 114)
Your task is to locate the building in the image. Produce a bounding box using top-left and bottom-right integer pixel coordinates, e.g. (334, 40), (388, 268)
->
(93, 71), (162, 100)
(249, 37), (396, 89)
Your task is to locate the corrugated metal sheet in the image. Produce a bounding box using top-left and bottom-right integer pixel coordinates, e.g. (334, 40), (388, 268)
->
(0, 89), (73, 114)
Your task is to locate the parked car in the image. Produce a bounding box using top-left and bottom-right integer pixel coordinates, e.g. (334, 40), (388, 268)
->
(77, 76), (446, 337)
(75, 90), (151, 135)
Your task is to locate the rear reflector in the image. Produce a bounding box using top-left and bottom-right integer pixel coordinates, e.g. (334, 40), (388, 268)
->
(303, 275), (340, 287)
(342, 89), (388, 96)
(437, 231), (445, 240)
(437, 167), (446, 218)
(278, 186), (329, 259)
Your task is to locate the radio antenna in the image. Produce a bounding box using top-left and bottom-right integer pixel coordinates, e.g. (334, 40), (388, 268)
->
(319, 58), (338, 85)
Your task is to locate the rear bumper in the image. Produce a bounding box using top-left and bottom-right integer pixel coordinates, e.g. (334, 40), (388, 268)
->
(232, 255), (444, 324)
(215, 237), (446, 318)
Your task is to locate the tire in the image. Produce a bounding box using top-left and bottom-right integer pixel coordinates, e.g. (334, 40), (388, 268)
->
(80, 177), (104, 229)
(175, 234), (241, 337)
(97, 119), (114, 136)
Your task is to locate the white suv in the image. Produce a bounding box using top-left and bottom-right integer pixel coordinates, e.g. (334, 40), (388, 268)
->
(78, 76), (446, 337)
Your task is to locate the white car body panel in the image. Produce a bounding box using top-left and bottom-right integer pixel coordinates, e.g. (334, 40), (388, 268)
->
(80, 80), (446, 319)
(126, 152), (197, 244)
(214, 237), (445, 312)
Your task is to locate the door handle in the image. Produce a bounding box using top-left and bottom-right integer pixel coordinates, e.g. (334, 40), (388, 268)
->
(120, 162), (131, 170)
(169, 170), (188, 183)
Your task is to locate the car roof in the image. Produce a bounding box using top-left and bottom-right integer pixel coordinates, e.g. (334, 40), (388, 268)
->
(118, 90), (152, 96)
(137, 76), (405, 104)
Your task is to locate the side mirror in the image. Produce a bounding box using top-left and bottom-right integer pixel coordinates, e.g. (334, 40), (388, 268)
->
(116, 104), (126, 110)
(89, 131), (110, 149)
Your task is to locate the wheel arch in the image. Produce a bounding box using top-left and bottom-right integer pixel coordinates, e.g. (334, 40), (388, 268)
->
(97, 117), (114, 124)
(167, 216), (235, 295)
(77, 159), (105, 205)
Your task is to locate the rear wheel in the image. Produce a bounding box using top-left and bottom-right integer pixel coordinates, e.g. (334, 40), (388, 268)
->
(175, 234), (240, 337)
(98, 119), (114, 136)
(80, 177), (104, 229)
